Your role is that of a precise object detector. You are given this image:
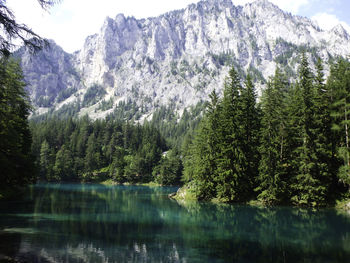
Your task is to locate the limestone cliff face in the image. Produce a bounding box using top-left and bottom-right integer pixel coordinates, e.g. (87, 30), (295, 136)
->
(16, 40), (83, 114)
(19, 0), (350, 119)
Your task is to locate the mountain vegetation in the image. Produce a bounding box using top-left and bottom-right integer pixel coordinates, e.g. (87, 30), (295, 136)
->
(25, 53), (350, 207)
(181, 54), (350, 206)
(0, 58), (35, 195)
(1, 0), (350, 208)
(16, 0), (350, 121)
(2, 48), (350, 207)
(0, 0), (60, 198)
(30, 117), (176, 184)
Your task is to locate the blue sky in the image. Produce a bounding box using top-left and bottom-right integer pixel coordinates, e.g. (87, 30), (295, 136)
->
(8, 0), (350, 53)
(296, 0), (350, 30)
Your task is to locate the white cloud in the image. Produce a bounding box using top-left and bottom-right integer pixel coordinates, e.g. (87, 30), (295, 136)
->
(312, 12), (350, 33)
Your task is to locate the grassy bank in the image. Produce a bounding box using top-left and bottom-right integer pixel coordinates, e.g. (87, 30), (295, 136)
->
(335, 198), (350, 213)
(173, 186), (350, 214)
(99, 179), (163, 187)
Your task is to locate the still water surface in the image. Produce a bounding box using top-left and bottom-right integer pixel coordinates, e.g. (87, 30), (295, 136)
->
(0, 184), (350, 262)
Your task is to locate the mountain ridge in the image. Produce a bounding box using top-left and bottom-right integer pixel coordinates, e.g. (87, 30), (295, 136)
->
(17, 0), (350, 120)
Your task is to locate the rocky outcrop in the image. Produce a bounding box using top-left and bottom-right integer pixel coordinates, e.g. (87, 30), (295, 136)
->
(18, 0), (350, 119)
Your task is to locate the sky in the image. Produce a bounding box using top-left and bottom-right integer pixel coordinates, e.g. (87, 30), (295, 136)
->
(7, 0), (350, 53)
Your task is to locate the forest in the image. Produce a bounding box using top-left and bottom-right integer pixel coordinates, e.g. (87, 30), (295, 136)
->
(182, 54), (350, 206)
(30, 116), (182, 186)
(1, 53), (350, 207)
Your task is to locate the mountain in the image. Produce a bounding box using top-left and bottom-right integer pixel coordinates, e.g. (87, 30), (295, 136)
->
(17, 0), (350, 120)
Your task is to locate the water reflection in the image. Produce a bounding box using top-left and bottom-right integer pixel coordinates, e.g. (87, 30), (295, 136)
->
(0, 184), (350, 262)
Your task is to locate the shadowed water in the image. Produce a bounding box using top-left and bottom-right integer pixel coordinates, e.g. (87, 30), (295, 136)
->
(0, 183), (350, 262)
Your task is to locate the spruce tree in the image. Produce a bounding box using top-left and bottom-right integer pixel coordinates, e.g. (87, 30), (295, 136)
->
(0, 58), (35, 188)
(313, 58), (334, 200)
(290, 53), (327, 206)
(184, 90), (220, 200)
(40, 140), (52, 180)
(240, 74), (261, 198)
(328, 58), (350, 187)
(257, 68), (289, 204)
(215, 67), (247, 202)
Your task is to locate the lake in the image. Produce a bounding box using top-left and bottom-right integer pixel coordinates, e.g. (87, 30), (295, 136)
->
(0, 183), (350, 263)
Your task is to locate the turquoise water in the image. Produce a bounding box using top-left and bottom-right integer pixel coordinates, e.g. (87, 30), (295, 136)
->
(0, 184), (350, 262)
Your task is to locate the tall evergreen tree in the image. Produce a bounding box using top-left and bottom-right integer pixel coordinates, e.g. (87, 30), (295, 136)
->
(240, 74), (261, 197)
(313, 58), (335, 199)
(257, 68), (289, 204)
(215, 67), (247, 202)
(183, 90), (220, 200)
(290, 53), (327, 206)
(0, 58), (35, 188)
(39, 140), (52, 180)
(328, 58), (350, 187)
(53, 145), (73, 181)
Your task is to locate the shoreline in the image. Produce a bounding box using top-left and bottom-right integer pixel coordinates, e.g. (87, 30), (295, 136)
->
(170, 185), (350, 214)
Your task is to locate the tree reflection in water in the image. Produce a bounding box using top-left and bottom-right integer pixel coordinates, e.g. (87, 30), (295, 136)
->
(0, 184), (349, 263)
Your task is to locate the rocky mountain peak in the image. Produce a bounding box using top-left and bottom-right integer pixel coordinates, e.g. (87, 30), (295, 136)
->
(331, 24), (349, 40)
(18, 0), (350, 120)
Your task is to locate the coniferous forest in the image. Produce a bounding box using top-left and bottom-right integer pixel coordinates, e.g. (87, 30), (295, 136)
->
(29, 116), (183, 185)
(182, 54), (350, 207)
(1, 53), (350, 207)
(0, 58), (36, 194)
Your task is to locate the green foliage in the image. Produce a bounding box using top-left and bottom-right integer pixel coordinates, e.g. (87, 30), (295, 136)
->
(97, 98), (114, 111)
(210, 51), (236, 67)
(328, 57), (350, 187)
(150, 102), (206, 149)
(256, 68), (290, 205)
(288, 53), (323, 206)
(30, 117), (167, 184)
(184, 67), (261, 202)
(82, 84), (107, 107)
(56, 87), (77, 103)
(0, 58), (35, 189)
(183, 92), (220, 200)
(109, 99), (140, 121)
(24, 53), (350, 207)
(214, 68), (260, 202)
(153, 149), (183, 186)
(182, 55), (350, 206)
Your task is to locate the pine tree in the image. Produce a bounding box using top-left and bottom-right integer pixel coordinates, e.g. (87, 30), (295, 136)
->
(328, 57), (350, 187)
(0, 58), (35, 188)
(240, 74), (261, 198)
(39, 140), (52, 180)
(257, 68), (289, 204)
(153, 149), (183, 186)
(313, 58), (334, 200)
(290, 53), (327, 206)
(215, 67), (247, 202)
(53, 145), (73, 181)
(85, 132), (101, 172)
(184, 90), (220, 200)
